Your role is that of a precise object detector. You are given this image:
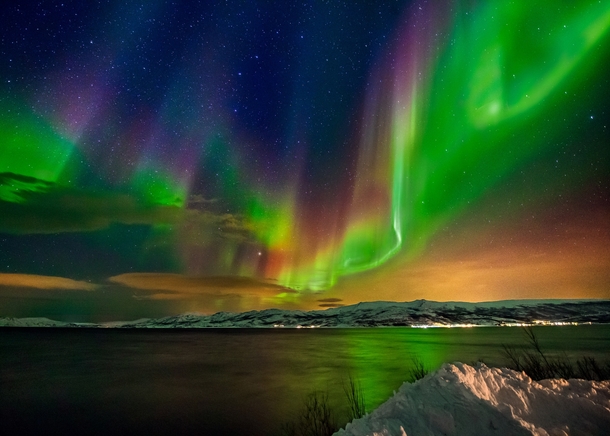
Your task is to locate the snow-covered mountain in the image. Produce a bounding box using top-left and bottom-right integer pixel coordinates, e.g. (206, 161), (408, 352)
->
(113, 299), (610, 328)
(1, 299), (609, 328)
(0, 317), (96, 328)
(0, 300), (610, 328)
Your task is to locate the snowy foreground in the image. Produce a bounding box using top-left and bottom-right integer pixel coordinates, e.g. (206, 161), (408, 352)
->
(337, 363), (610, 436)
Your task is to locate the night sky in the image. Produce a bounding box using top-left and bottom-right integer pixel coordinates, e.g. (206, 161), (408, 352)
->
(1, 0), (609, 321)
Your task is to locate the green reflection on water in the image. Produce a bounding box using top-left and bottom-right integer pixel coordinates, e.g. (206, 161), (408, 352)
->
(303, 326), (610, 415)
(342, 329), (445, 410)
(1, 326), (609, 435)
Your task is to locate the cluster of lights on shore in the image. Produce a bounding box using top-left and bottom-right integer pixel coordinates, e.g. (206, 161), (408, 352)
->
(411, 321), (588, 329)
(272, 321), (591, 329)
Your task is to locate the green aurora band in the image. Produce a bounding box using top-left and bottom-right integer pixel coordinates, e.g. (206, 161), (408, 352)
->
(272, 0), (610, 290)
(1, 0), (609, 298)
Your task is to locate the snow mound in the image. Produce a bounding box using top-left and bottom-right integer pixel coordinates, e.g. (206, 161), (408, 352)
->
(337, 363), (610, 436)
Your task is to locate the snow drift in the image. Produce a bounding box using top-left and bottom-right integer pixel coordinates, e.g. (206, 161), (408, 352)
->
(337, 363), (610, 436)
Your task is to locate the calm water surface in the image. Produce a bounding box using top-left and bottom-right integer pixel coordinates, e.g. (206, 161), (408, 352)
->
(1, 326), (609, 435)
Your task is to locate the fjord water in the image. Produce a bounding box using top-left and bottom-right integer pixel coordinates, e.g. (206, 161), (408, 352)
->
(1, 326), (609, 435)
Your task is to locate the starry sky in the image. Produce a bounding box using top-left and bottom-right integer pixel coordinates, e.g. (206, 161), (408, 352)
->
(1, 0), (609, 321)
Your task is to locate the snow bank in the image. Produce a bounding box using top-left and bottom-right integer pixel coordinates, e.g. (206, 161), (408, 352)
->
(337, 363), (610, 436)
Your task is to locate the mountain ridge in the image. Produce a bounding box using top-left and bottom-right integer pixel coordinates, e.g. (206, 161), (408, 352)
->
(1, 299), (608, 328)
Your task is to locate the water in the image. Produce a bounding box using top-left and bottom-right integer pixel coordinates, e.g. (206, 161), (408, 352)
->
(1, 326), (609, 435)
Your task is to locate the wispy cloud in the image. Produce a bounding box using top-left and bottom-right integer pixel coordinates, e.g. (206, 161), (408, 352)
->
(187, 194), (218, 205)
(0, 273), (97, 291)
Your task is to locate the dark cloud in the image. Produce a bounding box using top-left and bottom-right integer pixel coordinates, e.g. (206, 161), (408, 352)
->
(0, 172), (180, 233)
(179, 209), (255, 243)
(0, 173), (48, 185)
(0, 171), (54, 202)
(109, 273), (296, 300)
(0, 271), (303, 321)
(0, 173), (255, 241)
(0, 284), (182, 322)
(317, 298), (343, 303)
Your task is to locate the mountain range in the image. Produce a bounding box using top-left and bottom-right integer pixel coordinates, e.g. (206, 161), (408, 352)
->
(1, 299), (609, 328)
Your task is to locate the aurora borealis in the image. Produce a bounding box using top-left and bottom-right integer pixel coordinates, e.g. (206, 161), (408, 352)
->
(1, 0), (609, 320)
